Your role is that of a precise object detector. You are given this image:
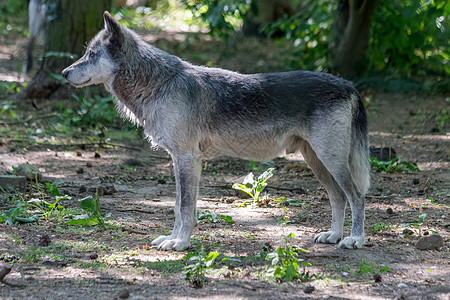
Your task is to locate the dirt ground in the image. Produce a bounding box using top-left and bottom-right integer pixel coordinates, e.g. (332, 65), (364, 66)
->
(0, 30), (449, 300)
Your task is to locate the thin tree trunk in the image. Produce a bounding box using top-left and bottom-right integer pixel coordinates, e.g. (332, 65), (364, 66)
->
(18, 0), (111, 100)
(332, 0), (377, 77)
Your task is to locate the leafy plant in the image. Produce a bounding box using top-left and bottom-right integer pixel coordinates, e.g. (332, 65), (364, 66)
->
(22, 246), (41, 263)
(197, 210), (235, 224)
(46, 180), (63, 197)
(265, 233), (317, 282)
(0, 101), (17, 117)
(370, 157), (420, 173)
(356, 259), (390, 276)
(410, 213), (428, 236)
(27, 195), (69, 221)
(67, 193), (107, 226)
(371, 222), (392, 233)
(426, 198), (449, 208)
(183, 249), (219, 288)
(0, 201), (39, 225)
(232, 167), (275, 202)
(27, 179), (68, 221)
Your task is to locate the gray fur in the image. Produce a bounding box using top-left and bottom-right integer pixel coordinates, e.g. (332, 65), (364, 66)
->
(62, 11), (370, 251)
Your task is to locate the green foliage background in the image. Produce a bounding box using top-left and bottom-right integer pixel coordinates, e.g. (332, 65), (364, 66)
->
(1, 0), (448, 77)
(183, 0), (449, 77)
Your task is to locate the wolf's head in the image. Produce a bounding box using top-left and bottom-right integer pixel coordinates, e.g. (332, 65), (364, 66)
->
(61, 11), (123, 88)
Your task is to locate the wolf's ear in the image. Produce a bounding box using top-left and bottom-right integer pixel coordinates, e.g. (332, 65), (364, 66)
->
(103, 11), (124, 46)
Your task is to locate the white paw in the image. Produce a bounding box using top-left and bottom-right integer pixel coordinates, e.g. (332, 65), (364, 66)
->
(151, 235), (173, 246)
(314, 230), (343, 244)
(158, 238), (190, 251)
(339, 236), (364, 249)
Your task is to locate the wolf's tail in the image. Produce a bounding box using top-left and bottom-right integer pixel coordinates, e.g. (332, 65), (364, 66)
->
(349, 94), (370, 196)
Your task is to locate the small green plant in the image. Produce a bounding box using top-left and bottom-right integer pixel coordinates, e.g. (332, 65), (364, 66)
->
(232, 167), (275, 202)
(409, 213), (428, 236)
(265, 233), (318, 282)
(197, 210), (235, 224)
(426, 198), (449, 208)
(0, 201), (39, 225)
(183, 249), (219, 288)
(22, 246), (41, 263)
(0, 101), (17, 117)
(436, 108), (448, 132)
(67, 192), (108, 226)
(28, 195), (69, 221)
(356, 259), (391, 276)
(371, 222), (392, 233)
(370, 157), (420, 173)
(46, 180), (63, 196)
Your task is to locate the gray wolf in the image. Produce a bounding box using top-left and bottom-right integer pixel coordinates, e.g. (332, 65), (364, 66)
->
(62, 12), (370, 251)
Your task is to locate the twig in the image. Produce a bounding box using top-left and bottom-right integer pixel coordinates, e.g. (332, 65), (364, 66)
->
(103, 207), (155, 214)
(365, 195), (389, 199)
(266, 185), (306, 193)
(5, 139), (170, 159)
(200, 198), (224, 203)
(1, 113), (58, 125)
(220, 280), (256, 291)
(122, 227), (148, 235)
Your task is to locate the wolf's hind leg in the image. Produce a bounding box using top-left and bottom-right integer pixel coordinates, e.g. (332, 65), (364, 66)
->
(299, 140), (346, 244)
(151, 153), (201, 251)
(307, 143), (365, 249)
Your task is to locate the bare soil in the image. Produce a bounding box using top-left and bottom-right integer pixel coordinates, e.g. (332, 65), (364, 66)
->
(0, 31), (449, 300)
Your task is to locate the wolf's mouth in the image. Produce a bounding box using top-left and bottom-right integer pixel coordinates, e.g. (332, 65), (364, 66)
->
(73, 78), (91, 87)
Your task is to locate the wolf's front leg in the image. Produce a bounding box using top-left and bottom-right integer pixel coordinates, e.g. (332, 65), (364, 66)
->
(151, 152), (201, 251)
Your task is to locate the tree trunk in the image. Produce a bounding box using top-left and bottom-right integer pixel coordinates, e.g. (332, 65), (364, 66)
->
(332, 0), (377, 77)
(18, 0), (111, 100)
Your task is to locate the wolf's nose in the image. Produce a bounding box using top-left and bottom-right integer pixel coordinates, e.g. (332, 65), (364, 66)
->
(61, 68), (69, 79)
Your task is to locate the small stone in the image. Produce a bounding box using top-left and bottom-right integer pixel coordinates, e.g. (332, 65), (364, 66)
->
(415, 235), (443, 250)
(76, 168), (84, 174)
(15, 163), (42, 181)
(86, 162), (93, 168)
(397, 282), (408, 288)
(124, 158), (143, 166)
(373, 273), (382, 282)
(95, 184), (117, 196)
(342, 271), (350, 277)
(304, 285), (315, 294)
(118, 288), (130, 299)
(386, 207), (394, 214)
(402, 228), (414, 236)
(0, 175), (27, 192)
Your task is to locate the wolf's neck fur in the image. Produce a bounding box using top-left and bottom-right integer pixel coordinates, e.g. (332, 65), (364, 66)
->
(108, 28), (185, 124)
